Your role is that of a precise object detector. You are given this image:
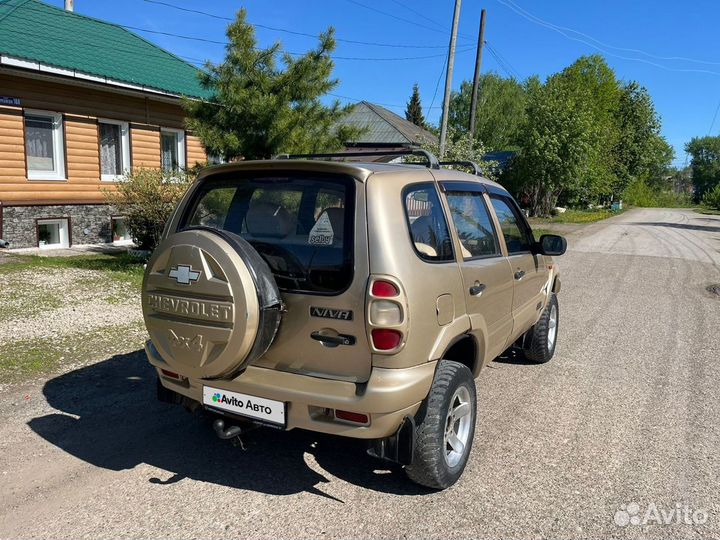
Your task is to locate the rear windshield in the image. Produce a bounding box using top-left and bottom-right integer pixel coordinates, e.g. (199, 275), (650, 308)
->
(181, 172), (354, 294)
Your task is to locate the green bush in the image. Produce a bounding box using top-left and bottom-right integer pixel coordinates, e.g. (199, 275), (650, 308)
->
(104, 168), (194, 250)
(622, 178), (693, 208)
(702, 183), (720, 210)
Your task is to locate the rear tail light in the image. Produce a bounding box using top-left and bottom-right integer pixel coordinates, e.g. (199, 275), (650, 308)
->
(161, 369), (180, 379)
(371, 329), (403, 350)
(368, 276), (407, 353)
(335, 409), (369, 424)
(372, 280), (399, 297)
(370, 300), (402, 326)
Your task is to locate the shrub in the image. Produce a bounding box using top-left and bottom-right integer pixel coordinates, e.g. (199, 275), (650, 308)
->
(622, 178), (693, 208)
(702, 183), (720, 211)
(104, 168), (194, 250)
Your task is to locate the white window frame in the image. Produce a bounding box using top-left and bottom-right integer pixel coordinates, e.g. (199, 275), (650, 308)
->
(98, 118), (131, 182)
(24, 109), (66, 181)
(160, 127), (186, 172)
(37, 218), (70, 249)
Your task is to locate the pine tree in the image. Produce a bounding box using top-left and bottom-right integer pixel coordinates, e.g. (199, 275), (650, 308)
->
(184, 9), (362, 160)
(405, 83), (426, 128)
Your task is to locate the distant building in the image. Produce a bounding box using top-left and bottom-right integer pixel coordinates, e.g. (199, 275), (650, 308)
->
(0, 0), (210, 249)
(337, 101), (437, 157)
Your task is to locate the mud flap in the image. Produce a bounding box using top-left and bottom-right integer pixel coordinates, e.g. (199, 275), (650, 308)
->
(367, 416), (416, 466)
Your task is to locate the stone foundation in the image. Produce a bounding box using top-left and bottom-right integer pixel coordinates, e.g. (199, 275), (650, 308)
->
(0, 204), (114, 249)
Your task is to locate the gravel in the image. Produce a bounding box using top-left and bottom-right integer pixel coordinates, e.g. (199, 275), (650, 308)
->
(0, 268), (142, 346)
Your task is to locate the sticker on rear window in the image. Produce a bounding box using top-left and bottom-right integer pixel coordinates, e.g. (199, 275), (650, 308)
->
(309, 212), (334, 246)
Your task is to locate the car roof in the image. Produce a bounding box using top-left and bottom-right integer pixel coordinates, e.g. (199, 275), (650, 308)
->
(196, 159), (510, 194)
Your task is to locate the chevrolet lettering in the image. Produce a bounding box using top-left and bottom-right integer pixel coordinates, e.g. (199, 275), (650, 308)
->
(147, 293), (233, 322)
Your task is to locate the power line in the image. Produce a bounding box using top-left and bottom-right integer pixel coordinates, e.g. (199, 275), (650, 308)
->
(495, 0), (720, 77)
(428, 54), (448, 116)
(387, 0), (451, 32)
(486, 42), (521, 79)
(7, 10), (471, 63)
(329, 92), (443, 110)
(142, 0), (450, 49)
(486, 43), (520, 79)
(499, 0), (720, 67)
(343, 0), (473, 43)
(708, 99), (720, 134)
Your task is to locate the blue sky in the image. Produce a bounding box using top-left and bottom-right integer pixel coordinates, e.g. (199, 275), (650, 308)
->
(50, 0), (720, 167)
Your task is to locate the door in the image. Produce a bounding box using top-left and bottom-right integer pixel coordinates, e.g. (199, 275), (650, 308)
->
(488, 195), (549, 340)
(442, 183), (514, 363)
(182, 171), (373, 383)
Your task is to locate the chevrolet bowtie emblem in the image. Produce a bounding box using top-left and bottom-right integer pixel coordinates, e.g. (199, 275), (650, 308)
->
(169, 264), (201, 285)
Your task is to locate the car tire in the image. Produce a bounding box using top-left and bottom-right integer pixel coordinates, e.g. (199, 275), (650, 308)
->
(523, 293), (559, 363)
(405, 360), (476, 490)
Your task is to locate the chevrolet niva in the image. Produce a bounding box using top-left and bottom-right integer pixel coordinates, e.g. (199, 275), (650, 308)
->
(142, 150), (566, 489)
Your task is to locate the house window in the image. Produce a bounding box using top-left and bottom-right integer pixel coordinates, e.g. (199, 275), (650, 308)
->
(111, 216), (133, 245)
(160, 128), (185, 172)
(37, 218), (69, 249)
(24, 110), (65, 181)
(99, 119), (130, 181)
(208, 154), (226, 165)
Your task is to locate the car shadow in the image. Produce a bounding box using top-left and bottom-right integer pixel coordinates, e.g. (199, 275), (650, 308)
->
(491, 348), (537, 365)
(27, 351), (433, 500)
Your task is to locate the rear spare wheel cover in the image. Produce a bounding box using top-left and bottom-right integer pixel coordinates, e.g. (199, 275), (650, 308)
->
(143, 229), (264, 379)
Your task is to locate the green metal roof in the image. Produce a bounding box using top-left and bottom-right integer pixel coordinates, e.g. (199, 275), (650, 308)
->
(0, 0), (211, 99)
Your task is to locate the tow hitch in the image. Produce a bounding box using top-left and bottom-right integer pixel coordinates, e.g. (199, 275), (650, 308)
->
(212, 418), (243, 440)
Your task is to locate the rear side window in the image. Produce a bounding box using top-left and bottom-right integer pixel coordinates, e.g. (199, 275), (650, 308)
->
(445, 191), (500, 259)
(489, 196), (533, 254)
(183, 173), (354, 294)
(403, 183), (454, 262)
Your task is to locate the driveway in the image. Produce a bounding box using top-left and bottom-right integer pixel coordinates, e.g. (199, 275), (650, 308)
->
(1, 208), (719, 539)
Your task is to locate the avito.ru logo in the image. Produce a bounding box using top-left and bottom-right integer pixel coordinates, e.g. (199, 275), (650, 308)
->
(614, 502), (709, 527)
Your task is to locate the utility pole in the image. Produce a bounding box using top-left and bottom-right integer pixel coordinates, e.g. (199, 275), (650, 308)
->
(469, 8), (486, 138)
(439, 0), (462, 159)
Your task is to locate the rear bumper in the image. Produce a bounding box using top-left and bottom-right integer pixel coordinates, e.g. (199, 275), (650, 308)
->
(145, 340), (434, 439)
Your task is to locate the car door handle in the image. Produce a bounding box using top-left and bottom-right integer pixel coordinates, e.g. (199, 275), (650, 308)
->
(311, 331), (356, 346)
(469, 283), (486, 296)
(514, 270), (526, 280)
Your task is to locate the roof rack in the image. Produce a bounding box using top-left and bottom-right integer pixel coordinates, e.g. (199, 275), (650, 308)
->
(274, 149), (440, 169)
(439, 160), (482, 175)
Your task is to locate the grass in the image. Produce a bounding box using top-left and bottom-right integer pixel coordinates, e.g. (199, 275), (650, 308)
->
(0, 252), (146, 290)
(0, 252), (148, 383)
(532, 228), (554, 238)
(0, 321), (147, 383)
(695, 206), (720, 216)
(534, 208), (624, 224)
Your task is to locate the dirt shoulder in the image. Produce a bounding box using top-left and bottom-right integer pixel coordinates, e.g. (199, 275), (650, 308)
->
(0, 253), (147, 386)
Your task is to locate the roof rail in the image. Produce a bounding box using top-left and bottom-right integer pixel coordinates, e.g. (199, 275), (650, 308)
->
(274, 149), (440, 169)
(439, 160), (482, 175)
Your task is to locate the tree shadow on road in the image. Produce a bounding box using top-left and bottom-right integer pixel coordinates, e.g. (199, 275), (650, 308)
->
(27, 351), (433, 501)
(631, 222), (720, 233)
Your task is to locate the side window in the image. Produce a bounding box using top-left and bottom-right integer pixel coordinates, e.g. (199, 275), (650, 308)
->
(403, 184), (454, 262)
(446, 191), (500, 259)
(490, 196), (533, 254)
(24, 110), (65, 180)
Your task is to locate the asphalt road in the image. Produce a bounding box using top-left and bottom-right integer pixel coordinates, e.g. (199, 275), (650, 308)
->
(1, 208), (720, 539)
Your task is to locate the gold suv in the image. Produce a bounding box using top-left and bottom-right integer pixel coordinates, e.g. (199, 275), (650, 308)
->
(142, 150), (566, 489)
